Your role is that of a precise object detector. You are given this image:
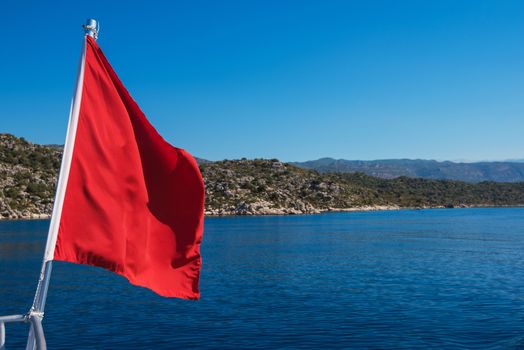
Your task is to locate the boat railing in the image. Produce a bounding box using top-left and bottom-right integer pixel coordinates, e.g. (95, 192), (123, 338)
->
(0, 313), (46, 350)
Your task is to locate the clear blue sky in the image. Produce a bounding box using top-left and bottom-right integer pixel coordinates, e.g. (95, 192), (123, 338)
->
(1, 0), (523, 162)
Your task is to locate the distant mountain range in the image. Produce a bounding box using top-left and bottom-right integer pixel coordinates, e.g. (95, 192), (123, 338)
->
(291, 158), (524, 183)
(38, 143), (524, 183)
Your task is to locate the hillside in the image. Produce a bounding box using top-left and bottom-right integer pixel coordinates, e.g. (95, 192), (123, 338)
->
(292, 158), (524, 183)
(0, 134), (61, 219)
(1, 134), (524, 219)
(202, 160), (524, 215)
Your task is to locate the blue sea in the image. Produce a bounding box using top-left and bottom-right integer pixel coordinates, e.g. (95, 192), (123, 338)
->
(1, 208), (524, 349)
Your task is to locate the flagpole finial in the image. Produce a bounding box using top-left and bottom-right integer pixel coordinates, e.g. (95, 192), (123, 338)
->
(83, 19), (99, 40)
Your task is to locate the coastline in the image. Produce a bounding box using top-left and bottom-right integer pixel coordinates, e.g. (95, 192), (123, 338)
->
(204, 204), (524, 217)
(3, 137), (524, 222)
(2, 204), (524, 221)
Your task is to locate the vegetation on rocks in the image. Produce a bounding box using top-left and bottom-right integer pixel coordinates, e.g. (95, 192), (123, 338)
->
(1, 133), (524, 219)
(0, 134), (61, 219)
(202, 159), (524, 215)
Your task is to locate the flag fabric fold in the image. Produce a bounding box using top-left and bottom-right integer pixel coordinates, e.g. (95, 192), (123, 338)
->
(52, 36), (205, 300)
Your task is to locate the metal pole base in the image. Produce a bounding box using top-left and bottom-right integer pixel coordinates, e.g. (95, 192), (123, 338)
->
(26, 312), (46, 350)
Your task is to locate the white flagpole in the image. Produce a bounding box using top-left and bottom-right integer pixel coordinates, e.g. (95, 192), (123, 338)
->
(24, 19), (98, 350)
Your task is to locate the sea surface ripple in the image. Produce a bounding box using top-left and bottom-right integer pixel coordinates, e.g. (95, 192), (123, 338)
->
(1, 208), (524, 349)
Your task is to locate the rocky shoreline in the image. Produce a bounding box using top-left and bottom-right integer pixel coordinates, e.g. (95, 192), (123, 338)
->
(203, 204), (523, 217)
(204, 204), (401, 216)
(4, 204), (524, 221)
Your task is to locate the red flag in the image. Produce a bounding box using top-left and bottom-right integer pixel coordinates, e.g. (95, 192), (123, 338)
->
(48, 36), (205, 299)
